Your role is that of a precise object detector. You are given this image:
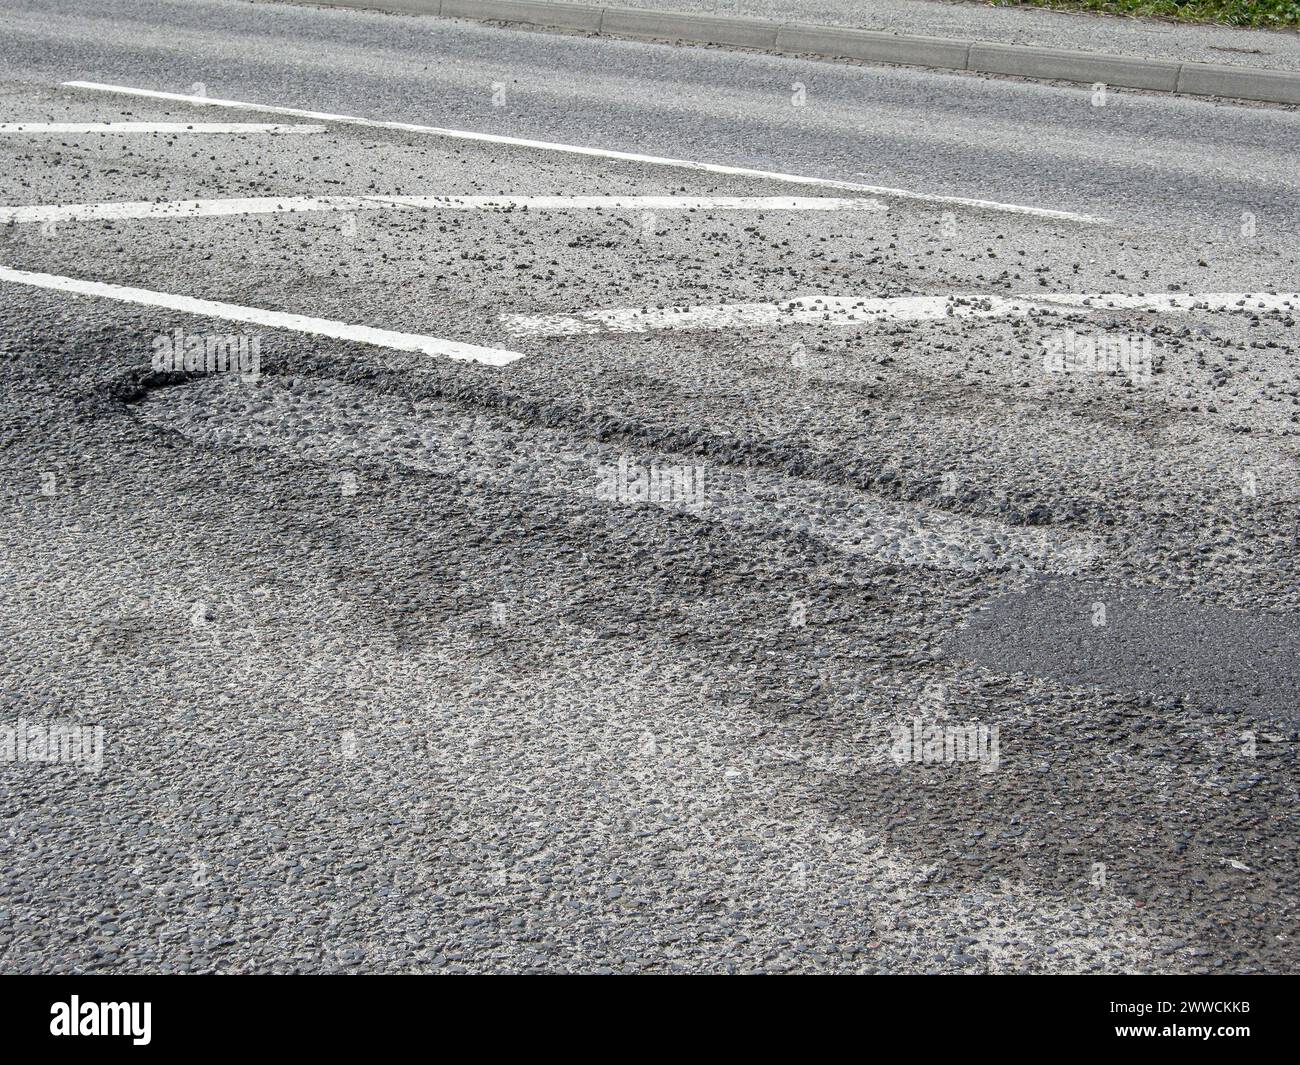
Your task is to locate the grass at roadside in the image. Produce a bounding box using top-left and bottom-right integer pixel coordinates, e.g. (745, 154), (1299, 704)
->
(991, 0), (1300, 28)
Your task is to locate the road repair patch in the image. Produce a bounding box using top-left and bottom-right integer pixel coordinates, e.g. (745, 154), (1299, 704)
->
(948, 579), (1300, 723)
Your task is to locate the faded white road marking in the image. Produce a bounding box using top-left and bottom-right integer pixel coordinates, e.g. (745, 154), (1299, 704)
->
(379, 194), (886, 212)
(0, 194), (884, 225)
(0, 122), (324, 134)
(0, 265), (525, 367)
(0, 197), (378, 224)
(62, 81), (1105, 225)
(501, 291), (1299, 336)
(1033, 292), (1299, 314)
(503, 294), (1045, 336)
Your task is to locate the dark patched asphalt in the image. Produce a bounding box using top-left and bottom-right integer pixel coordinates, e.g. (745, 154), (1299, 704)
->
(951, 579), (1299, 725)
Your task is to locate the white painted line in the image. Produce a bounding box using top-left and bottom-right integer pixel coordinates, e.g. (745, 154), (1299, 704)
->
(376, 194), (887, 212)
(0, 197), (379, 224)
(1033, 292), (1300, 314)
(0, 265), (525, 367)
(0, 122), (325, 134)
(0, 194), (884, 225)
(61, 81), (1105, 225)
(500, 291), (1299, 336)
(504, 294), (1054, 336)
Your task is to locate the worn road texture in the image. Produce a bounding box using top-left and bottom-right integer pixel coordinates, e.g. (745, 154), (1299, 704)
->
(0, 0), (1296, 973)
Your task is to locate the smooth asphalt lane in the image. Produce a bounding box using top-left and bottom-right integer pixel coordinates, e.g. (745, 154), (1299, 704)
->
(0, 0), (1297, 975)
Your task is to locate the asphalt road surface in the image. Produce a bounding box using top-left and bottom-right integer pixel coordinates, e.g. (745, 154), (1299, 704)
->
(0, 0), (1296, 974)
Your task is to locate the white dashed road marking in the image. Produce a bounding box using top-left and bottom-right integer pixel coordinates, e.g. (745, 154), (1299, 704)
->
(0, 122), (325, 134)
(501, 292), (1300, 336)
(61, 81), (1107, 225)
(0, 195), (885, 225)
(0, 265), (526, 367)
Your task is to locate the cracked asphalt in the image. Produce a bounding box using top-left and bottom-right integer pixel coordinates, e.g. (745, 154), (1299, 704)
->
(0, 0), (1296, 974)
